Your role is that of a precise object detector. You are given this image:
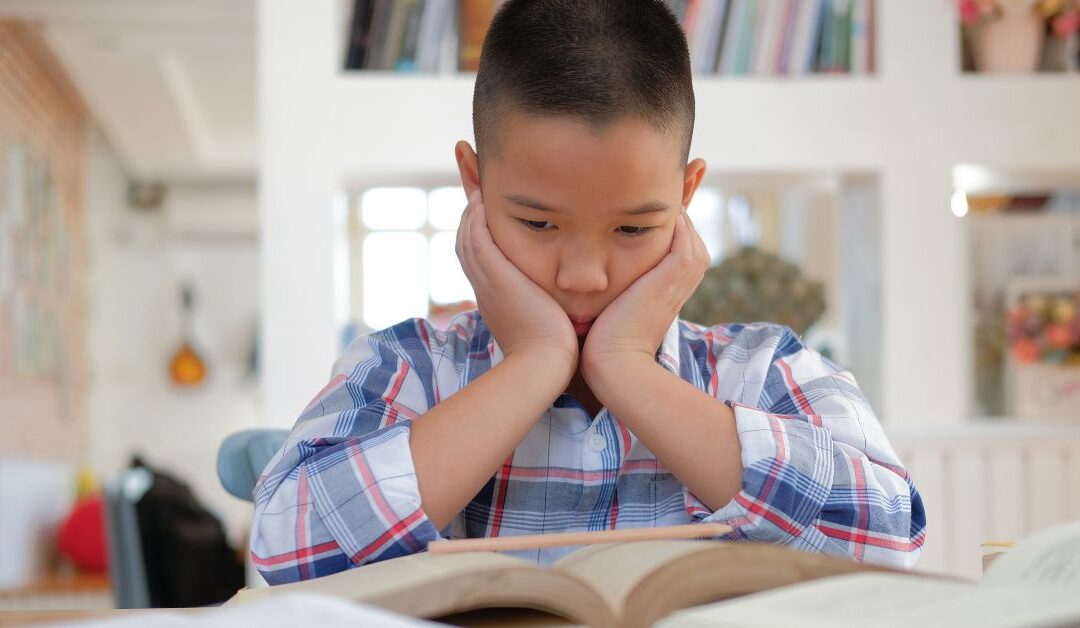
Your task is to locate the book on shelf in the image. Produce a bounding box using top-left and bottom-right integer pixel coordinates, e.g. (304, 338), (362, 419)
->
(343, 0), (874, 76)
(656, 519), (1080, 628)
(228, 535), (894, 628)
(343, 0), (501, 73)
(676, 0), (874, 76)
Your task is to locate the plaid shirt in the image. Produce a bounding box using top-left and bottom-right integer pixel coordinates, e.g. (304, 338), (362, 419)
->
(250, 311), (926, 584)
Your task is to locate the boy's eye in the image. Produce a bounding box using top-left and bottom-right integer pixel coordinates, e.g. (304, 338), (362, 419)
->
(617, 226), (655, 237)
(518, 219), (556, 232)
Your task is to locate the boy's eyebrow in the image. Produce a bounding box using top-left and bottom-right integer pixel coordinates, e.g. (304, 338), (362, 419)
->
(504, 194), (671, 215)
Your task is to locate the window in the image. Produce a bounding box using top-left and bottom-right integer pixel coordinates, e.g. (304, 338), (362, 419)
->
(352, 186), (473, 331)
(350, 185), (733, 331)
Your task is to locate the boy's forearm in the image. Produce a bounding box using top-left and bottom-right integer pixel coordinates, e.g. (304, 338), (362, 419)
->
(588, 356), (743, 513)
(409, 348), (575, 531)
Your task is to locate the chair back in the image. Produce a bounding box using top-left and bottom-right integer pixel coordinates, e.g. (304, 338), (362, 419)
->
(216, 429), (289, 502)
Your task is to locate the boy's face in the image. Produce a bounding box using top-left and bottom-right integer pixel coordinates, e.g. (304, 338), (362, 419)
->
(455, 112), (706, 331)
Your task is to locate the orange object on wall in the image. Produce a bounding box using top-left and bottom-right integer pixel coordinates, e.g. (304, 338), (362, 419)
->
(169, 282), (207, 387)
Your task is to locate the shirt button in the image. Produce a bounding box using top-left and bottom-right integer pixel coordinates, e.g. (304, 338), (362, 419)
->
(587, 433), (606, 452)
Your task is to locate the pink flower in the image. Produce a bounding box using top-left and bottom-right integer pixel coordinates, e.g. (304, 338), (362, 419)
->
(958, 0), (981, 23)
(1012, 338), (1041, 363)
(1052, 11), (1080, 38)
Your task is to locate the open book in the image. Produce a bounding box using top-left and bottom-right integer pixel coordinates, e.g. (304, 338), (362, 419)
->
(658, 519), (1080, 627)
(228, 539), (893, 628)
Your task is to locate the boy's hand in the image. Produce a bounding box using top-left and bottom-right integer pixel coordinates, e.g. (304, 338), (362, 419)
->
(580, 209), (710, 383)
(456, 190), (579, 376)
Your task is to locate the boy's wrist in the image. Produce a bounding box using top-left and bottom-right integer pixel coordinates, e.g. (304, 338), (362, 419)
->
(503, 345), (577, 387)
(582, 352), (660, 403)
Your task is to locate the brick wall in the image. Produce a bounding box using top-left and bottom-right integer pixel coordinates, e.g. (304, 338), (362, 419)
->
(0, 20), (88, 461)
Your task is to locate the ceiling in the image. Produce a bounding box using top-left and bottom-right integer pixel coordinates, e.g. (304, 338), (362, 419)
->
(0, 0), (255, 183)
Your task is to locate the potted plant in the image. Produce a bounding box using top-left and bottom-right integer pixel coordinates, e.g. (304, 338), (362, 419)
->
(1004, 279), (1080, 419)
(958, 0), (1080, 72)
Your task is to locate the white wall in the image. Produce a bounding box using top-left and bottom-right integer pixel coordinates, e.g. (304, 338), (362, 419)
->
(84, 128), (260, 544)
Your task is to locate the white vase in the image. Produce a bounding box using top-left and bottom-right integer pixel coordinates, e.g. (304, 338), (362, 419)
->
(974, 4), (1046, 73)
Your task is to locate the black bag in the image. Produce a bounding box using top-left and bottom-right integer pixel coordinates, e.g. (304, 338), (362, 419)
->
(130, 456), (245, 607)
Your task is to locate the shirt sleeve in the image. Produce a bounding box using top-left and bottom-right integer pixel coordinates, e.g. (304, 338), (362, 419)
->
(249, 318), (458, 584)
(683, 325), (927, 569)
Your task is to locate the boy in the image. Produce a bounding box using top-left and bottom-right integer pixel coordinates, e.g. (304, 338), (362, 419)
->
(250, 0), (925, 585)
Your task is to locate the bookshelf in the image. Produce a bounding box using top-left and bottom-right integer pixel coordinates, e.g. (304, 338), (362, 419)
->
(258, 0), (1080, 428)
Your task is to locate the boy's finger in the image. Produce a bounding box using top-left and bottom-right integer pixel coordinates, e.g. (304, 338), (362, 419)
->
(459, 200), (487, 285)
(683, 212), (709, 265)
(672, 212), (695, 261)
(456, 207), (477, 284)
(465, 200), (497, 284)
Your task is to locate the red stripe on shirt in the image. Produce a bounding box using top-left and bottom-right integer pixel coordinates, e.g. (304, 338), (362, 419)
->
(777, 358), (814, 415)
(352, 508), (428, 563)
(705, 329), (719, 393)
(733, 492), (802, 537)
(489, 454), (515, 537)
(350, 442), (407, 529)
(251, 540), (341, 567)
(732, 415), (802, 536)
(301, 373), (347, 415)
(295, 467), (311, 580)
(383, 360), (412, 425)
(816, 521), (925, 552)
(850, 458), (869, 561)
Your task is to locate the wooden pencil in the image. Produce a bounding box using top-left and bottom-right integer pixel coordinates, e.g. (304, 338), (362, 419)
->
(426, 522), (733, 555)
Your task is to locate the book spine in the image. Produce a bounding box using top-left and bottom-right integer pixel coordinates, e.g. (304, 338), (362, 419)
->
(718, 0), (744, 75)
(734, 0), (758, 75)
(396, 0), (427, 72)
(783, 0), (806, 75)
(344, 0), (373, 70)
(836, 0), (852, 73)
(761, 0), (789, 75)
(749, 0), (770, 74)
(380, 0), (415, 71)
(711, 0), (732, 73)
(817, 0), (835, 73)
(363, 0), (388, 69)
(414, 0), (440, 72)
(851, 0), (866, 75)
(867, 0), (875, 73)
(458, 0), (495, 72)
(776, 0), (797, 74)
(438, 0), (460, 73)
(683, 0), (702, 70)
(806, 0), (827, 73)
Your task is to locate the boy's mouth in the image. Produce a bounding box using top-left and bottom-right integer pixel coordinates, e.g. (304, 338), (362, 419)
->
(570, 317), (594, 336)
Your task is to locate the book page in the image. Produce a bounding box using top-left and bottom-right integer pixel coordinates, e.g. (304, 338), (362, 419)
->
(230, 551), (535, 606)
(982, 519), (1080, 587)
(657, 573), (1080, 628)
(551, 540), (718, 614)
(71, 592), (442, 628)
(554, 539), (896, 628)
(229, 551), (613, 626)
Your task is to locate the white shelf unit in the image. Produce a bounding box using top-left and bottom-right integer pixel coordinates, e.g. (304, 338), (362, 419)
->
(258, 0), (1080, 428)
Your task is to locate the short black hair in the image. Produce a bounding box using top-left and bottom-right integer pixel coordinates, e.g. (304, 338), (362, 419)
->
(473, 0), (695, 174)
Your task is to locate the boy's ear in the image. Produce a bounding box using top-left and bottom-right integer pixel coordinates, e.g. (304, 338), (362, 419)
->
(455, 140), (481, 200)
(681, 158), (707, 210)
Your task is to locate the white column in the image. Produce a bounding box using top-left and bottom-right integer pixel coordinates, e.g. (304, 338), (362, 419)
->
(257, 0), (340, 425)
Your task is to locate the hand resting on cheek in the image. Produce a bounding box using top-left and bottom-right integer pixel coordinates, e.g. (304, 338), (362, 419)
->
(455, 190), (579, 380)
(580, 208), (711, 387)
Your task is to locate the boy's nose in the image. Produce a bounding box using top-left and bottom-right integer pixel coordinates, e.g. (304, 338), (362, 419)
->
(555, 248), (608, 294)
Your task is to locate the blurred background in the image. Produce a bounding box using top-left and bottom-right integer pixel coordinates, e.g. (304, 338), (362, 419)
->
(0, 0), (1078, 614)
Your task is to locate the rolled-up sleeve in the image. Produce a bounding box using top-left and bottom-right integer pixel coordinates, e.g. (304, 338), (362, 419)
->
(683, 326), (926, 569)
(249, 319), (454, 584)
